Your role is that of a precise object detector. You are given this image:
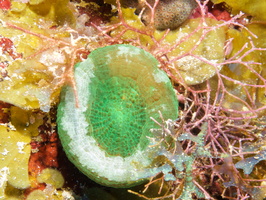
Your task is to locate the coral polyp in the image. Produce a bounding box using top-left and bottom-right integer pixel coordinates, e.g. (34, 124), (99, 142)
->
(57, 44), (179, 187)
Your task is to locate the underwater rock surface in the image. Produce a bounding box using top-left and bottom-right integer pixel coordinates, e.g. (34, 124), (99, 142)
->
(57, 44), (178, 188)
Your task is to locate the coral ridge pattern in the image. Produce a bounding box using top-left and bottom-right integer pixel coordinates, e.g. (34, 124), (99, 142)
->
(57, 44), (178, 187)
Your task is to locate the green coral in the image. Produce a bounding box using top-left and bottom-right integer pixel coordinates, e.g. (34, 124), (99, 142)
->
(90, 77), (148, 157)
(57, 44), (178, 188)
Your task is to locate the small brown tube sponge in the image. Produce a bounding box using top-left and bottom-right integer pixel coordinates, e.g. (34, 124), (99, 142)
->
(57, 44), (178, 188)
(139, 0), (197, 30)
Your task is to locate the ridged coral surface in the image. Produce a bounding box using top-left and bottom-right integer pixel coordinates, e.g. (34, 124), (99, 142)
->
(57, 44), (178, 187)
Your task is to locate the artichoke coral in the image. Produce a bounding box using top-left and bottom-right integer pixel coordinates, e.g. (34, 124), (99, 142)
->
(57, 44), (178, 187)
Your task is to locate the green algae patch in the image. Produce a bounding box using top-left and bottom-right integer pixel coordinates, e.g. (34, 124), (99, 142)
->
(0, 106), (44, 199)
(156, 17), (226, 85)
(0, 125), (31, 198)
(0, 0), (75, 111)
(57, 44), (178, 188)
(26, 190), (47, 200)
(208, 23), (266, 116)
(9, 0), (75, 26)
(10, 106), (44, 137)
(37, 168), (64, 188)
(26, 189), (74, 200)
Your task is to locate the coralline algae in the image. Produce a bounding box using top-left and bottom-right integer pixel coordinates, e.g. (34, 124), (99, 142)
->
(57, 44), (178, 188)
